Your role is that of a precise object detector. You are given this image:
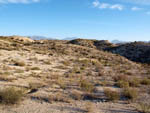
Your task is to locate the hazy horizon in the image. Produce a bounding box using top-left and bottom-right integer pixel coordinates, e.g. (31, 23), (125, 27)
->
(0, 0), (150, 41)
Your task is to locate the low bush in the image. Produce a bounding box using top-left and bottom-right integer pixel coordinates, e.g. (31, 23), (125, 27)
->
(141, 78), (150, 85)
(13, 60), (25, 66)
(56, 79), (67, 89)
(113, 75), (128, 82)
(80, 80), (95, 92)
(70, 90), (83, 100)
(29, 82), (44, 90)
(122, 88), (138, 101)
(104, 88), (120, 101)
(0, 87), (24, 104)
(49, 93), (71, 103)
(100, 80), (109, 86)
(129, 77), (140, 87)
(137, 103), (150, 113)
(31, 67), (40, 70)
(115, 80), (129, 88)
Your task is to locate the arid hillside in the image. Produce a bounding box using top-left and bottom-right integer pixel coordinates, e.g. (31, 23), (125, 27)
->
(69, 39), (116, 50)
(0, 36), (150, 113)
(69, 39), (150, 64)
(105, 42), (150, 63)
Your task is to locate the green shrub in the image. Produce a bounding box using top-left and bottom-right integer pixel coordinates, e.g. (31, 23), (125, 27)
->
(80, 80), (95, 92)
(129, 77), (140, 87)
(115, 80), (129, 88)
(122, 88), (138, 101)
(141, 78), (150, 85)
(104, 88), (120, 101)
(0, 87), (24, 104)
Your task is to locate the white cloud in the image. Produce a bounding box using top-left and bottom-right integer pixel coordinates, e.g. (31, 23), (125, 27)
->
(131, 6), (142, 11)
(110, 4), (123, 10)
(92, 0), (124, 11)
(0, 0), (40, 4)
(92, 0), (99, 7)
(99, 3), (110, 9)
(116, 0), (150, 5)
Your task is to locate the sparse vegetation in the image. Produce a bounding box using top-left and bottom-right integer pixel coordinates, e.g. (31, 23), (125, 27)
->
(104, 88), (120, 101)
(13, 60), (26, 66)
(80, 80), (95, 92)
(29, 82), (45, 91)
(85, 102), (95, 113)
(100, 80), (109, 86)
(62, 61), (70, 66)
(0, 37), (149, 112)
(70, 90), (83, 100)
(49, 93), (71, 103)
(129, 77), (140, 87)
(14, 69), (24, 73)
(115, 80), (129, 88)
(137, 103), (150, 113)
(113, 75), (128, 82)
(56, 79), (67, 89)
(0, 87), (24, 104)
(141, 78), (150, 85)
(122, 88), (138, 101)
(31, 67), (40, 70)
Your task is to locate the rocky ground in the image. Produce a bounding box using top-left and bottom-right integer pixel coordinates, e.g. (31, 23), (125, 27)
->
(0, 36), (150, 113)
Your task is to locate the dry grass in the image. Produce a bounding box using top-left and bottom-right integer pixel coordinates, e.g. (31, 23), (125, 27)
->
(141, 78), (150, 85)
(31, 67), (40, 70)
(80, 80), (95, 92)
(14, 69), (24, 73)
(113, 75), (128, 82)
(85, 102), (95, 113)
(137, 103), (150, 113)
(49, 93), (71, 103)
(122, 88), (138, 101)
(115, 80), (129, 88)
(70, 90), (83, 100)
(100, 80), (109, 86)
(0, 37), (150, 112)
(29, 82), (45, 90)
(104, 88), (120, 101)
(129, 77), (140, 87)
(0, 75), (16, 82)
(0, 87), (24, 104)
(43, 60), (51, 65)
(56, 79), (67, 89)
(62, 61), (70, 66)
(13, 60), (26, 66)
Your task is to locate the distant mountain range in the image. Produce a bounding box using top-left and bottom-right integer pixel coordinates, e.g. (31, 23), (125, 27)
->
(111, 40), (150, 44)
(111, 40), (130, 44)
(28, 36), (78, 40)
(27, 36), (150, 44)
(28, 36), (57, 40)
(63, 37), (78, 40)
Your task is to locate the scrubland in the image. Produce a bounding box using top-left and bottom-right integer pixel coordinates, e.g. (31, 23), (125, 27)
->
(0, 36), (150, 113)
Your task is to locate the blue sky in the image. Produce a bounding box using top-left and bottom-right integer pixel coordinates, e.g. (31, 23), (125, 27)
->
(0, 0), (150, 41)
